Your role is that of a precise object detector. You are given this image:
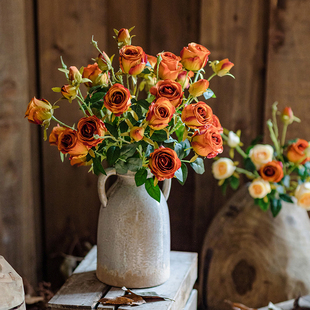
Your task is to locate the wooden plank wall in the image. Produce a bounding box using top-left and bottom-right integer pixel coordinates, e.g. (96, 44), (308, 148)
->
(1, 0), (310, 288)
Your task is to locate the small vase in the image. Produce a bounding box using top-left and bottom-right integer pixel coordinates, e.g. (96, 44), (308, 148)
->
(96, 168), (171, 288)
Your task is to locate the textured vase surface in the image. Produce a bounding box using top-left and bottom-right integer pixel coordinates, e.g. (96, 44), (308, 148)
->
(96, 168), (171, 288)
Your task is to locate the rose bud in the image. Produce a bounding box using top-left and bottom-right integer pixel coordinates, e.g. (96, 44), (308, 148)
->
(259, 161), (284, 183)
(147, 54), (157, 69)
(227, 131), (240, 148)
(155, 52), (183, 80)
(150, 79), (184, 108)
(181, 102), (213, 129)
(77, 115), (107, 148)
(211, 58), (234, 77)
(119, 45), (147, 75)
(68, 66), (83, 84)
(249, 144), (274, 169)
(212, 114), (223, 134)
(117, 28), (131, 46)
(248, 177), (271, 199)
(287, 139), (309, 164)
(57, 128), (88, 156)
(82, 63), (109, 88)
(191, 125), (223, 158)
(25, 97), (53, 125)
(176, 70), (194, 89)
(96, 51), (112, 72)
(295, 182), (310, 210)
(130, 126), (145, 142)
(49, 125), (66, 146)
(148, 146), (181, 181)
(104, 83), (131, 116)
(188, 79), (209, 97)
(146, 98), (175, 130)
(70, 154), (91, 167)
(212, 158), (236, 180)
(281, 107), (301, 125)
(180, 43), (210, 71)
(61, 84), (78, 102)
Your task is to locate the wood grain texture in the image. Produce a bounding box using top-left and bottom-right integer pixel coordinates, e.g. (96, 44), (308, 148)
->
(0, 0), (37, 285)
(199, 185), (310, 310)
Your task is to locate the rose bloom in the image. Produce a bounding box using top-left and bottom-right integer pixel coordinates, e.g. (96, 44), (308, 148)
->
(249, 144), (274, 169)
(57, 128), (88, 156)
(150, 79), (184, 108)
(148, 146), (181, 181)
(212, 158), (236, 180)
(188, 79), (209, 97)
(49, 125), (66, 146)
(25, 97), (53, 125)
(287, 139), (309, 164)
(61, 84), (77, 102)
(130, 126), (145, 142)
(211, 58), (234, 77)
(227, 131), (240, 148)
(248, 177), (271, 199)
(146, 98), (175, 130)
(212, 115), (223, 134)
(180, 43), (210, 71)
(295, 182), (310, 210)
(68, 66), (82, 84)
(70, 154), (91, 167)
(104, 83), (131, 116)
(176, 70), (194, 89)
(77, 115), (107, 148)
(259, 160), (284, 183)
(181, 102), (213, 129)
(191, 125), (223, 158)
(119, 45), (147, 75)
(82, 63), (108, 87)
(147, 54), (157, 68)
(155, 52), (183, 80)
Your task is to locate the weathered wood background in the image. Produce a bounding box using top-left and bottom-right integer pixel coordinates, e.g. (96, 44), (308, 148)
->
(1, 0), (310, 290)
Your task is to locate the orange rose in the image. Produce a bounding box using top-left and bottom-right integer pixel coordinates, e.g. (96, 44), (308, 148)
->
(104, 83), (131, 116)
(77, 115), (107, 148)
(147, 54), (157, 68)
(281, 107), (296, 125)
(155, 52), (183, 80)
(188, 79), (209, 97)
(191, 125), (223, 158)
(130, 126), (145, 142)
(287, 139), (309, 164)
(148, 146), (181, 181)
(259, 161), (284, 183)
(70, 154), (91, 167)
(49, 125), (66, 146)
(82, 63), (108, 88)
(212, 114), (223, 134)
(119, 45), (147, 75)
(25, 97), (53, 125)
(57, 128), (88, 156)
(211, 58), (234, 77)
(150, 79), (184, 108)
(117, 28), (131, 46)
(181, 102), (213, 129)
(146, 98), (175, 130)
(61, 84), (78, 102)
(180, 43), (210, 71)
(176, 70), (194, 89)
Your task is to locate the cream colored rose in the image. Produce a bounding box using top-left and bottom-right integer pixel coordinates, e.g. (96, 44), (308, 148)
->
(295, 182), (310, 210)
(248, 178), (271, 199)
(212, 158), (236, 180)
(249, 144), (274, 169)
(227, 131), (240, 148)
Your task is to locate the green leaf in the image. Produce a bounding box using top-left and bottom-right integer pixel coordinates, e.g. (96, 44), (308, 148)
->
(60, 151), (64, 162)
(151, 130), (168, 142)
(145, 144), (154, 157)
(203, 88), (215, 100)
(244, 157), (256, 172)
(279, 193), (294, 203)
(120, 143), (137, 159)
(114, 161), (128, 174)
(107, 146), (121, 166)
(190, 158), (205, 174)
(282, 175), (290, 188)
(270, 199), (282, 217)
(127, 157), (143, 172)
(105, 122), (119, 138)
(131, 104), (143, 119)
(92, 156), (106, 176)
(175, 163), (188, 185)
(254, 198), (269, 211)
(229, 176), (240, 190)
(145, 178), (161, 202)
(141, 68), (151, 74)
(221, 179), (228, 196)
(175, 123), (185, 143)
(135, 168), (148, 186)
(119, 121), (129, 133)
(137, 99), (151, 110)
(175, 139), (191, 160)
(89, 91), (105, 103)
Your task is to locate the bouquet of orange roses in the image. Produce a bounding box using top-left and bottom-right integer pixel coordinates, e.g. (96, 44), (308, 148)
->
(25, 27), (234, 202)
(212, 102), (310, 216)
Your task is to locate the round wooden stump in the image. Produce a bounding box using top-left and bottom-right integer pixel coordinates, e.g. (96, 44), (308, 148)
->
(199, 185), (310, 310)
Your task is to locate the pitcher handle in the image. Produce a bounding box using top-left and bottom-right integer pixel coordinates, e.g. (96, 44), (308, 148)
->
(162, 178), (171, 201)
(98, 168), (117, 207)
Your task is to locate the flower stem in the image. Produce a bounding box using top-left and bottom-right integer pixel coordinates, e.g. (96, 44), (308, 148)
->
(51, 116), (75, 130)
(235, 167), (256, 179)
(221, 133), (247, 158)
(207, 73), (216, 82)
(281, 123), (288, 147)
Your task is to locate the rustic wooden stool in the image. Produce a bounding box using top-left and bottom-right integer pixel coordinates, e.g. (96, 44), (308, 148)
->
(48, 246), (198, 310)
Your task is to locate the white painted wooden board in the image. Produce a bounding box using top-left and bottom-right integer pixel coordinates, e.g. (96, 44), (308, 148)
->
(48, 247), (198, 310)
(184, 289), (198, 310)
(258, 295), (310, 310)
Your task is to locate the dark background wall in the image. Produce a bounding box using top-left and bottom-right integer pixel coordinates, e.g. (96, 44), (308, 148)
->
(1, 0), (310, 290)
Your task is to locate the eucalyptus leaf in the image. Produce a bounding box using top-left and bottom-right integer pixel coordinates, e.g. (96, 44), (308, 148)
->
(120, 143), (137, 159)
(190, 158), (205, 174)
(115, 161), (128, 175)
(145, 178), (161, 202)
(203, 88), (215, 100)
(176, 163), (188, 185)
(127, 157), (143, 172)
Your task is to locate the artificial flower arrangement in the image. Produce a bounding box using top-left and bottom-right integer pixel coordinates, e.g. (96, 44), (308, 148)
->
(25, 27), (234, 202)
(211, 102), (310, 216)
